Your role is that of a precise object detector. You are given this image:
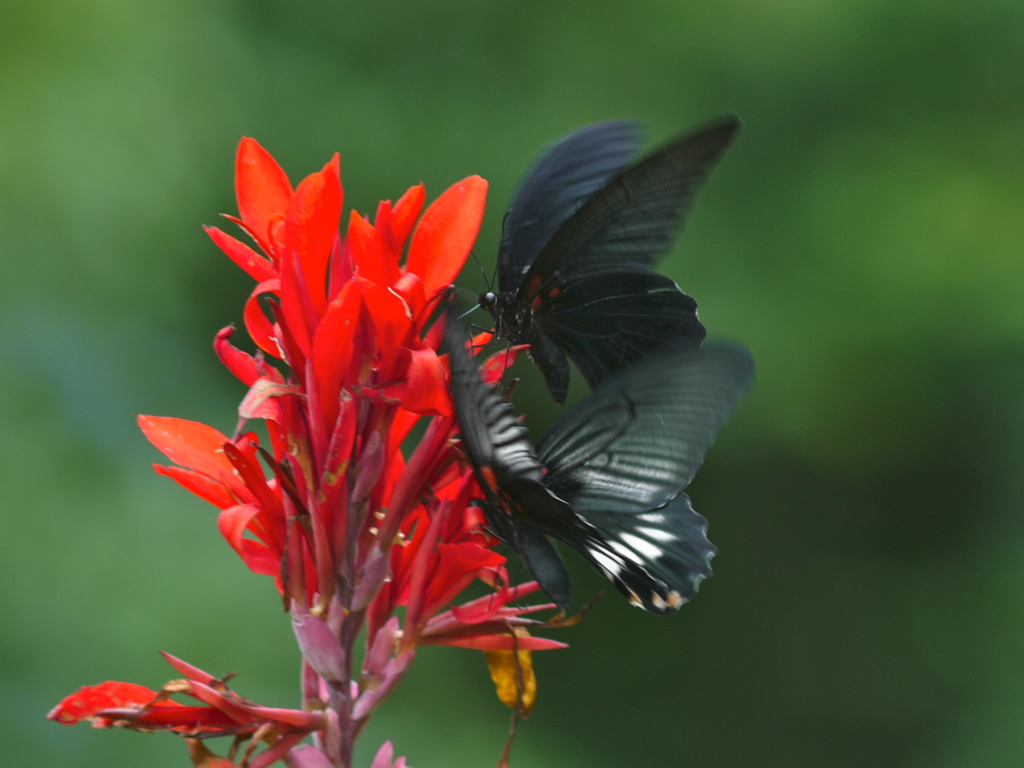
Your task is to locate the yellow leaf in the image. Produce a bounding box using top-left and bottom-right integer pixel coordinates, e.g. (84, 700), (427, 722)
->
(485, 628), (537, 717)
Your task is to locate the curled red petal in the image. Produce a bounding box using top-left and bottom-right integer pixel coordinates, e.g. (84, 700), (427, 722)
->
(217, 504), (281, 576)
(204, 226), (277, 283)
(238, 378), (303, 421)
(392, 271), (427, 323)
(235, 138), (293, 257)
(405, 176), (487, 302)
(243, 279), (283, 357)
(213, 326), (261, 387)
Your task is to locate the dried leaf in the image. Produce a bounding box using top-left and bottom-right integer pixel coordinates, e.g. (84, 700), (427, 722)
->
(485, 627), (536, 717)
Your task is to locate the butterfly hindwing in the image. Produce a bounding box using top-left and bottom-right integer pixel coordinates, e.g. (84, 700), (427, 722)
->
(533, 268), (705, 389)
(555, 494), (716, 614)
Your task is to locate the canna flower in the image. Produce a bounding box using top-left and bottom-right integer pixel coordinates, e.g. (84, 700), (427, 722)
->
(53, 138), (565, 767)
(48, 653), (324, 768)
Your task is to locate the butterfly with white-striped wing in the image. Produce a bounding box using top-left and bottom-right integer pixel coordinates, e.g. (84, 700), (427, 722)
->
(446, 313), (754, 614)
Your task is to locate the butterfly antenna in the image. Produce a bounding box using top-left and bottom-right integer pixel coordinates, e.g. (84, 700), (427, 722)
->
(470, 249), (493, 293)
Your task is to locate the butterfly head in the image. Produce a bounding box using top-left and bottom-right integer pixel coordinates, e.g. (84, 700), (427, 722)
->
(477, 290), (497, 310)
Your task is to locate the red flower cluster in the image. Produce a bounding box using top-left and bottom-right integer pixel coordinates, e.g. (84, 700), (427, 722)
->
(50, 139), (564, 767)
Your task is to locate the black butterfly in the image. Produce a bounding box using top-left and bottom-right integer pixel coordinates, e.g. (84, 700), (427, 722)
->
(478, 115), (741, 404)
(446, 315), (754, 614)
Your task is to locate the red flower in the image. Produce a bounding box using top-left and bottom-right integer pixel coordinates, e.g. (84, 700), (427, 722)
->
(49, 654), (324, 768)
(54, 138), (567, 767)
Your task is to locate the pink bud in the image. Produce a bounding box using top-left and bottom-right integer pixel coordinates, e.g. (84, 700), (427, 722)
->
(351, 430), (384, 503)
(369, 741), (395, 768)
(284, 745), (335, 768)
(364, 616), (401, 679)
(292, 611), (346, 684)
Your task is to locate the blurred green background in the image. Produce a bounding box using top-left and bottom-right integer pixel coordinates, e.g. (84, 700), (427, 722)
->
(3, 0), (1024, 766)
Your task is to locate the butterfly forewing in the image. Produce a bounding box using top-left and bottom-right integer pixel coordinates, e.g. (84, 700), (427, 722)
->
(445, 314), (578, 609)
(445, 319), (542, 490)
(498, 120), (643, 294)
(537, 344), (755, 513)
(524, 116), (741, 286)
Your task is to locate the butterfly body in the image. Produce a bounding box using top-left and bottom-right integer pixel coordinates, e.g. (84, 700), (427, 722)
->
(482, 116), (741, 403)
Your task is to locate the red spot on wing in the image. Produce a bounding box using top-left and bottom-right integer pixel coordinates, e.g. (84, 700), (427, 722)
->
(479, 465), (498, 493)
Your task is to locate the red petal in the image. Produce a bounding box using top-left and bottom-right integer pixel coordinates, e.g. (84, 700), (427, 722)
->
(217, 504), (281, 576)
(204, 226), (277, 283)
(471, 330), (493, 350)
(348, 211), (399, 287)
(421, 542), (505, 616)
(391, 184), (426, 250)
(359, 279), (415, 367)
(383, 346), (451, 416)
(139, 416), (234, 477)
(235, 138), (293, 257)
(48, 682), (158, 725)
(405, 176), (487, 302)
(480, 344), (529, 386)
(278, 249), (316, 358)
(392, 271), (427, 322)
(328, 232), (353, 300)
(423, 635), (568, 651)
(159, 651), (215, 683)
(312, 281), (361, 429)
(153, 465), (237, 509)
(285, 161), (343, 315)
(243, 279), (283, 357)
(213, 326), (262, 387)
(238, 378), (303, 421)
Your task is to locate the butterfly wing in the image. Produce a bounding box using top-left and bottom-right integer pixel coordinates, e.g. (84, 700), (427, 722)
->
(549, 494), (717, 613)
(498, 120), (644, 295)
(535, 343), (753, 610)
(445, 314), (579, 609)
(535, 268), (706, 389)
(513, 115), (740, 395)
(526, 115), (741, 280)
